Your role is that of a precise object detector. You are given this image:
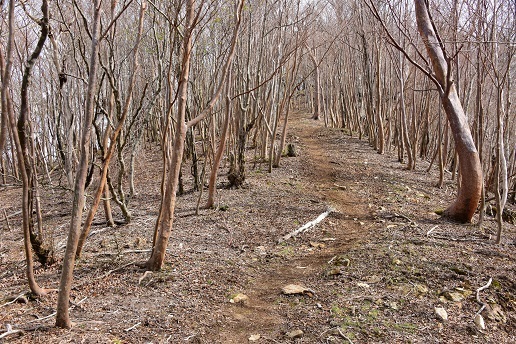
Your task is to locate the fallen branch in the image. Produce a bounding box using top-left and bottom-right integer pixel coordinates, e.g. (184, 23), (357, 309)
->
(384, 212), (414, 224)
(475, 277), (493, 316)
(426, 225), (439, 236)
(0, 324), (21, 339)
(0, 293), (26, 308)
(3, 210), (21, 220)
(98, 260), (137, 278)
(124, 322), (141, 332)
(337, 327), (355, 344)
(427, 235), (489, 242)
(26, 297), (88, 324)
(3, 209), (13, 231)
(279, 208), (334, 243)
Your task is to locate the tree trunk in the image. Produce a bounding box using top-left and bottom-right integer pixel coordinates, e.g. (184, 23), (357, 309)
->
(205, 82), (232, 209)
(56, 0), (102, 328)
(5, 0), (50, 297)
(75, 3), (146, 258)
(146, 0), (195, 271)
(415, 0), (482, 223)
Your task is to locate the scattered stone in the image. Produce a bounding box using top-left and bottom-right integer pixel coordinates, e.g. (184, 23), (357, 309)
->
(365, 275), (382, 284)
(392, 258), (402, 265)
(435, 307), (448, 322)
(254, 246), (267, 256)
(286, 329), (304, 339)
(455, 287), (473, 298)
(415, 284), (428, 294)
(310, 242), (326, 249)
(389, 301), (399, 310)
(444, 291), (464, 302)
(474, 314), (486, 330)
(326, 267), (342, 276)
(230, 293), (249, 305)
(282, 284), (315, 297)
(330, 255), (350, 267)
(357, 282), (370, 288)
(248, 334), (261, 341)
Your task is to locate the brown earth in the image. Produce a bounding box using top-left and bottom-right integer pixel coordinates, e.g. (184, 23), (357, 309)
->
(0, 112), (515, 343)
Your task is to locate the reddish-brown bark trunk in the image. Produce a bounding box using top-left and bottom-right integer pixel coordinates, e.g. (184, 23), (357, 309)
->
(415, 0), (482, 222)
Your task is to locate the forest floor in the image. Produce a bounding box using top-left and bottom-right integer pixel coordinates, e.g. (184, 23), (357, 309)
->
(1, 112), (515, 343)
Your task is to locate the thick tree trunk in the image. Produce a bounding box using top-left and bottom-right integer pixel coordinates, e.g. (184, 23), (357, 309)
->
(415, 0), (482, 223)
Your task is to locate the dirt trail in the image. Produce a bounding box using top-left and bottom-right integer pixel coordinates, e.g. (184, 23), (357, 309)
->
(2, 110), (514, 343)
(217, 112), (370, 342)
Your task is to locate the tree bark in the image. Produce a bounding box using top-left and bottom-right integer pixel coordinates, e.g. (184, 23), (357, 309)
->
(205, 84), (231, 209)
(56, 0), (102, 328)
(415, 0), (482, 222)
(146, 0), (195, 271)
(75, 2), (146, 258)
(3, 0), (50, 297)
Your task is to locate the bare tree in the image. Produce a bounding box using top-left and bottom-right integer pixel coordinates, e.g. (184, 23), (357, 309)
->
(56, 0), (103, 328)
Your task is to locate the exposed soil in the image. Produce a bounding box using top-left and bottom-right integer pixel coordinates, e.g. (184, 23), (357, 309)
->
(1, 112), (515, 343)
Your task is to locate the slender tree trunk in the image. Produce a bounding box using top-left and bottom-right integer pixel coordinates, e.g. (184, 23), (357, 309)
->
(375, 41), (385, 154)
(415, 0), (482, 223)
(0, 51), (8, 162)
(205, 78), (232, 209)
(7, 0), (50, 296)
(146, 0), (195, 271)
(398, 56), (414, 170)
(56, 0), (102, 328)
(307, 47), (321, 120)
(75, 3), (146, 258)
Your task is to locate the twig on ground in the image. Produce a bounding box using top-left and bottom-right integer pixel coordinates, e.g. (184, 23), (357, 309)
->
(337, 327), (355, 344)
(384, 212), (415, 224)
(475, 277), (493, 316)
(426, 225), (439, 236)
(87, 227), (111, 238)
(0, 324), (22, 339)
(26, 297), (88, 324)
(124, 322), (141, 332)
(428, 235), (488, 242)
(3, 210), (21, 220)
(279, 208), (333, 243)
(3, 209), (13, 231)
(75, 261), (137, 288)
(0, 293), (26, 308)
(98, 260), (137, 280)
(394, 213), (414, 223)
(138, 271), (152, 285)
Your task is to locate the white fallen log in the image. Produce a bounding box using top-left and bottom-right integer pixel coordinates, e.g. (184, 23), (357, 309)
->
(279, 208), (333, 243)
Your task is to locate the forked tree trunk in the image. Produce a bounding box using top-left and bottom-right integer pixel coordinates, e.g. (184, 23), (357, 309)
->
(147, 0), (244, 270)
(415, 0), (482, 222)
(56, 0), (102, 328)
(75, 3), (146, 258)
(145, 0), (195, 271)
